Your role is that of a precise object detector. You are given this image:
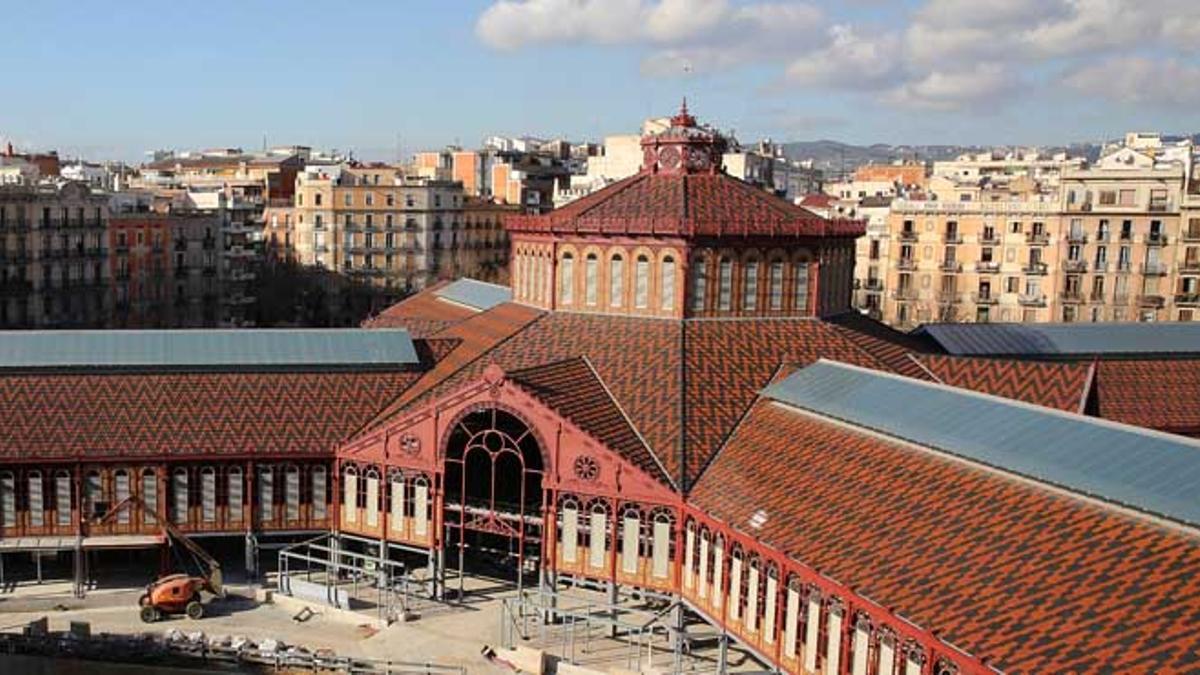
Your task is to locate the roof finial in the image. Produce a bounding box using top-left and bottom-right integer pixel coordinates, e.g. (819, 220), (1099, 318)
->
(681, 96), (688, 116)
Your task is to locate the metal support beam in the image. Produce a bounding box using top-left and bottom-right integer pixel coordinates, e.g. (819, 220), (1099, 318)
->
(718, 632), (729, 674)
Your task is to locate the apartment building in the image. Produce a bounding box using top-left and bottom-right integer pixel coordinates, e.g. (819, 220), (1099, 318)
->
(279, 163), (476, 292)
(884, 192), (1062, 327)
(1058, 148), (1187, 322)
(0, 182), (109, 328)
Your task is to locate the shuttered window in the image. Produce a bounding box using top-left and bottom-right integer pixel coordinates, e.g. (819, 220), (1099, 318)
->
(764, 570), (778, 643)
(794, 262), (810, 312)
(585, 256), (598, 306)
(718, 258), (733, 311)
(0, 472), (14, 527)
(28, 472), (43, 527)
(85, 471), (101, 519)
(227, 468), (243, 522)
(285, 465), (300, 522)
(413, 478), (428, 536)
(746, 563), (760, 633)
(609, 256), (624, 308)
(589, 507), (607, 569)
(651, 516), (670, 579)
(390, 473), (404, 532)
(560, 255), (574, 305)
(201, 468), (216, 523)
(711, 537), (724, 605)
(56, 472), (72, 526)
(171, 470), (188, 524)
(661, 257), (676, 311)
(114, 470), (130, 524)
(621, 514), (639, 574)
(635, 257), (649, 309)
(311, 467), (326, 520)
(258, 466), (274, 522)
(561, 504), (578, 563)
(769, 261), (784, 310)
(365, 471), (380, 527)
(343, 469), (358, 524)
(744, 261), (759, 311)
(142, 470), (157, 525)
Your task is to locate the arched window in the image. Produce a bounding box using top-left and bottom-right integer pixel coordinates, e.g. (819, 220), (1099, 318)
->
(365, 468), (381, 527)
(764, 564), (779, 643)
(717, 257), (733, 311)
(389, 469), (405, 533)
(746, 557), (761, 633)
(690, 257), (708, 312)
(200, 467), (217, 523)
(588, 501), (610, 569)
(171, 468), (189, 524)
(804, 588), (823, 673)
(651, 510), (673, 580)
(698, 529), (711, 599)
(620, 507), (641, 575)
(744, 260), (759, 311)
(258, 465), (275, 523)
(683, 520), (697, 589)
(228, 467), (244, 522)
(84, 470), (102, 520)
(0, 471), (14, 528)
(343, 466), (358, 524)
(114, 469), (130, 524)
(412, 475), (430, 537)
(769, 260), (784, 310)
(141, 469), (157, 525)
(310, 466), (326, 521)
(585, 254), (598, 306)
(793, 261), (810, 312)
(728, 547), (744, 622)
(559, 253), (575, 305)
(661, 256), (676, 311)
(711, 534), (725, 605)
(609, 255), (624, 308)
(783, 577), (803, 660)
(28, 471), (44, 528)
(560, 497), (580, 563)
(634, 255), (649, 309)
(285, 464), (301, 522)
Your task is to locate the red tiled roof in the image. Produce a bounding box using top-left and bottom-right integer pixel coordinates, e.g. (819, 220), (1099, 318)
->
(691, 401), (1200, 673)
(510, 358), (671, 486)
(506, 171), (863, 238)
(918, 354), (1094, 413)
(1093, 359), (1200, 436)
(0, 371), (424, 460)
(361, 281), (479, 338)
(798, 193), (836, 208)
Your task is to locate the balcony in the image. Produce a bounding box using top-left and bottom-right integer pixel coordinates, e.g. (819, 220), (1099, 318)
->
(1143, 262), (1169, 276)
(1059, 291), (1085, 305)
(897, 258), (916, 271)
(1114, 294), (1130, 305)
(1115, 261), (1133, 273)
(1068, 201), (1093, 212)
(893, 289), (917, 301)
(1092, 262), (1108, 273)
(1063, 260), (1088, 273)
(972, 292), (998, 305)
(937, 291), (961, 304)
(861, 278), (883, 292)
(1066, 231), (1088, 244)
(979, 234), (1001, 246)
(943, 232), (963, 244)
(975, 260), (1000, 274)
(1138, 294), (1165, 308)
(1183, 230), (1200, 243)
(899, 230), (918, 242)
(1018, 293), (1046, 307)
(1025, 232), (1050, 245)
(1176, 292), (1200, 306)
(939, 260), (962, 273)
(1090, 291), (1107, 303)
(1148, 202), (1172, 213)
(1145, 232), (1168, 246)
(1024, 262), (1048, 275)
(1180, 260), (1200, 273)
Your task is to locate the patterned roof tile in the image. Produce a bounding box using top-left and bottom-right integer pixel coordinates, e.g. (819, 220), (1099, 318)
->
(1093, 359), (1200, 436)
(918, 354), (1094, 412)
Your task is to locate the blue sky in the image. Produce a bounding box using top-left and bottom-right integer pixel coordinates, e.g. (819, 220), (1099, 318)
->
(2, 0), (1198, 162)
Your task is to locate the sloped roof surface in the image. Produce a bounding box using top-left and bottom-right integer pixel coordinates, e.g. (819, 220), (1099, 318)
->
(917, 354), (1093, 412)
(0, 329), (417, 370)
(362, 281), (479, 337)
(691, 400), (1200, 673)
(1093, 359), (1200, 436)
(510, 358), (671, 486)
(0, 370), (423, 459)
(506, 171), (863, 238)
(434, 278), (513, 311)
(916, 322), (1200, 356)
(763, 360), (1200, 526)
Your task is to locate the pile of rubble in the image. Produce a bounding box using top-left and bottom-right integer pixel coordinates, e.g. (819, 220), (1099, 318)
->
(162, 627), (338, 664)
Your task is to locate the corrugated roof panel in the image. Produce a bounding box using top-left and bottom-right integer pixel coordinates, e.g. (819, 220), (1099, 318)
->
(915, 322), (1200, 356)
(0, 329), (418, 369)
(762, 359), (1200, 527)
(433, 278), (512, 311)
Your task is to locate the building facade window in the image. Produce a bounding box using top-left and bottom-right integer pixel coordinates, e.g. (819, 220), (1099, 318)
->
(560, 254), (574, 305)
(585, 254), (598, 306)
(769, 261), (784, 310)
(610, 255), (624, 308)
(635, 256), (649, 309)
(744, 260), (759, 311)
(717, 258), (732, 311)
(661, 257), (676, 311)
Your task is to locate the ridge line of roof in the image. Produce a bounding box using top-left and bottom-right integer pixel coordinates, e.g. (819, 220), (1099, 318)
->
(905, 353), (943, 383)
(805, 358), (1200, 448)
(1077, 359), (1097, 415)
(765, 398), (1200, 540)
(689, 362), (792, 489)
(579, 354), (678, 492)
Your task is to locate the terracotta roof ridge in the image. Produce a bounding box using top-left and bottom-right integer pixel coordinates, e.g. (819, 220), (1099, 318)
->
(578, 354), (677, 491)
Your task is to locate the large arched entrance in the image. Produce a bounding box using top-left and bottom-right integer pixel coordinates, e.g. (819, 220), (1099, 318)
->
(442, 406), (545, 592)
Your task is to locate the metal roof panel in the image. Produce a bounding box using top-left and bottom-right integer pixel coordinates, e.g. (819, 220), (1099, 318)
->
(914, 322), (1200, 356)
(762, 359), (1200, 527)
(433, 278), (512, 311)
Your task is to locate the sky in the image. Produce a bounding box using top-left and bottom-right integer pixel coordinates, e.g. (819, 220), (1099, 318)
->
(2, 0), (1199, 162)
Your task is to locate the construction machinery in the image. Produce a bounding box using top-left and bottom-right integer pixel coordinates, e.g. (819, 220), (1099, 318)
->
(97, 496), (225, 623)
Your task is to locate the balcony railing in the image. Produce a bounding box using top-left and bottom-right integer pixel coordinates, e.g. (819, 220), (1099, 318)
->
(1183, 230), (1200, 242)
(937, 291), (961, 304)
(972, 292), (998, 305)
(1067, 232), (1088, 244)
(1114, 293), (1130, 305)
(943, 232), (963, 244)
(1143, 262), (1169, 276)
(976, 261), (1000, 274)
(939, 260), (962, 273)
(1115, 261), (1133, 273)
(1090, 291), (1106, 303)
(1138, 294), (1165, 308)
(893, 289), (917, 301)
(1024, 262), (1048, 275)
(979, 234), (1001, 246)
(897, 258), (916, 271)
(1026, 232), (1050, 245)
(1175, 292), (1200, 306)
(1063, 260), (1088, 273)
(1181, 260), (1200, 273)
(1059, 291), (1085, 304)
(1145, 232), (1168, 246)
(1018, 293), (1046, 307)
(862, 278), (883, 292)
(1092, 262), (1108, 273)
(899, 231), (918, 242)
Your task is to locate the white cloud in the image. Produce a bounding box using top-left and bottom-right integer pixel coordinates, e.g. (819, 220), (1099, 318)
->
(784, 25), (901, 88)
(884, 64), (1019, 111)
(1064, 57), (1200, 106)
